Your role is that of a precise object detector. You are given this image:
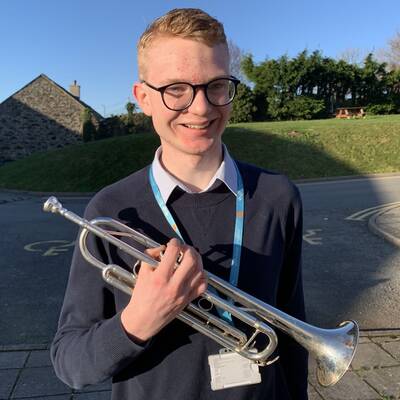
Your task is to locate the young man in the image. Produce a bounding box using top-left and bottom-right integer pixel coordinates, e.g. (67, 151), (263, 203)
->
(51, 8), (308, 399)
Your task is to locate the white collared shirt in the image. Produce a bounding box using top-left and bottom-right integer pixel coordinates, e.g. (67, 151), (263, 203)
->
(151, 145), (238, 203)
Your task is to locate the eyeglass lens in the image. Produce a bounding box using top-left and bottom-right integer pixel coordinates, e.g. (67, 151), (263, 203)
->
(163, 79), (236, 110)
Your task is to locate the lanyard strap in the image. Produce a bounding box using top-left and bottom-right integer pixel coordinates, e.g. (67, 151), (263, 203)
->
(148, 162), (244, 320)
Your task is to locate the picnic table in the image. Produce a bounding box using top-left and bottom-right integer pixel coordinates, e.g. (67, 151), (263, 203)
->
(335, 107), (366, 119)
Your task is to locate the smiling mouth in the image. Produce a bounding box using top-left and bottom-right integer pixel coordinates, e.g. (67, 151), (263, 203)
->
(182, 121), (212, 130)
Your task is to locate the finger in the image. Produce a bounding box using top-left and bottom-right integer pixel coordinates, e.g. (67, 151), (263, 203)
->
(138, 245), (166, 275)
(188, 269), (208, 292)
(189, 274), (208, 300)
(144, 245), (166, 260)
(156, 238), (182, 279)
(171, 246), (202, 286)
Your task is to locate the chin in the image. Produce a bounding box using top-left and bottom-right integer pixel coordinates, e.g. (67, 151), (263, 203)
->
(180, 138), (220, 156)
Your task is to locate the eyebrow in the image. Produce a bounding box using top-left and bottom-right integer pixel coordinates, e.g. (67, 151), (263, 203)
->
(157, 75), (232, 86)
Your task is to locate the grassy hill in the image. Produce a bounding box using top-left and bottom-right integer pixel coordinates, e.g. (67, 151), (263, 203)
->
(0, 115), (399, 192)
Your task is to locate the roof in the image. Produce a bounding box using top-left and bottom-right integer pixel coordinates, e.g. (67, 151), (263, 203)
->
(0, 74), (104, 120)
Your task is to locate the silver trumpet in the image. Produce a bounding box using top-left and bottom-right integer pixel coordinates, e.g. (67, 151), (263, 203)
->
(44, 196), (359, 387)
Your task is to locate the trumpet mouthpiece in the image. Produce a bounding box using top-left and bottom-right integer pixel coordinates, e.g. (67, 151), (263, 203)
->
(43, 196), (62, 214)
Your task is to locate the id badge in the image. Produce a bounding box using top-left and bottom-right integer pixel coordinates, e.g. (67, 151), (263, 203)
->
(208, 350), (261, 391)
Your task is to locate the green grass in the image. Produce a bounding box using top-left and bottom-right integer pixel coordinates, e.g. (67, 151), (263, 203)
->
(0, 114), (399, 192)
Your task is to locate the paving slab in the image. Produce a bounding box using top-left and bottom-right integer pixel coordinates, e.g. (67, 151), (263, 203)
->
(312, 371), (380, 400)
(25, 350), (52, 368)
(381, 341), (400, 361)
(308, 384), (324, 400)
(371, 336), (400, 344)
(0, 352), (29, 370)
(359, 365), (400, 399)
(351, 342), (398, 370)
(359, 337), (372, 344)
(11, 366), (70, 399)
(0, 369), (19, 399)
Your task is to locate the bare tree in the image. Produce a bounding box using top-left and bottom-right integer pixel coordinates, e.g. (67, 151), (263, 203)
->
(228, 39), (250, 84)
(337, 48), (365, 65)
(376, 31), (400, 71)
(386, 31), (400, 70)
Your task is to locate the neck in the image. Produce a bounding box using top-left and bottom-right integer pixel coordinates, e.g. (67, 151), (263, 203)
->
(160, 145), (223, 192)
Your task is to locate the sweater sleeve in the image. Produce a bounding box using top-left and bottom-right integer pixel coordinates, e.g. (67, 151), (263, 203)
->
(276, 186), (309, 400)
(50, 200), (150, 389)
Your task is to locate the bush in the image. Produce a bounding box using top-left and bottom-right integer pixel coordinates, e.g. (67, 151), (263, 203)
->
(366, 103), (398, 115)
(131, 113), (154, 133)
(96, 113), (154, 140)
(286, 96), (326, 120)
(230, 84), (257, 123)
(267, 95), (325, 120)
(99, 116), (126, 138)
(81, 108), (96, 142)
(82, 120), (96, 142)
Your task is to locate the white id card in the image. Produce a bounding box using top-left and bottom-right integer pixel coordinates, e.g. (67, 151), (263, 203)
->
(208, 351), (261, 391)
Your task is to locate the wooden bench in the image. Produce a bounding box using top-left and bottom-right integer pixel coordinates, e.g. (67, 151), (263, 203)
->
(335, 107), (366, 119)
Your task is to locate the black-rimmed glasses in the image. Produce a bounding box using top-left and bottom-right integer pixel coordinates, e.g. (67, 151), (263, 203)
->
(142, 77), (240, 111)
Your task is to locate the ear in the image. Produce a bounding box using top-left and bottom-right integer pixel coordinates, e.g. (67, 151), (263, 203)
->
(133, 82), (152, 116)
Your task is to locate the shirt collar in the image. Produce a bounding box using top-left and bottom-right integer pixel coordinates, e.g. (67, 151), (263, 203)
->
(151, 144), (238, 203)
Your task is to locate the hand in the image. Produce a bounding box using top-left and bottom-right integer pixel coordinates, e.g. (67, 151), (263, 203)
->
(120, 238), (207, 342)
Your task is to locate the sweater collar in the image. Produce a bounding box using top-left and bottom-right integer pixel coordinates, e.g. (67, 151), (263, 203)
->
(151, 144), (238, 203)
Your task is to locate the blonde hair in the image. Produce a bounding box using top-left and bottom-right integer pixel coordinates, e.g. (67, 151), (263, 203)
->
(137, 8), (228, 79)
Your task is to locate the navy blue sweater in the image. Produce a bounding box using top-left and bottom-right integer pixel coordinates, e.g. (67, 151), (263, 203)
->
(51, 161), (308, 399)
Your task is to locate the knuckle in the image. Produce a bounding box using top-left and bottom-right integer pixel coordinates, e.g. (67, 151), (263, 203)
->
(152, 274), (167, 289)
(183, 250), (197, 266)
(165, 284), (179, 300)
(175, 294), (188, 307)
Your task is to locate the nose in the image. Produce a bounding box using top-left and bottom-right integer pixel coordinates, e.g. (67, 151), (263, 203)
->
(187, 87), (212, 116)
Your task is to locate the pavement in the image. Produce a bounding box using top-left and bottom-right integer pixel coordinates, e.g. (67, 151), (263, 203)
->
(1, 201), (399, 399)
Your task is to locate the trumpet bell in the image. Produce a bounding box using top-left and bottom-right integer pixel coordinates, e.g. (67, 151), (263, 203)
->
(315, 320), (359, 387)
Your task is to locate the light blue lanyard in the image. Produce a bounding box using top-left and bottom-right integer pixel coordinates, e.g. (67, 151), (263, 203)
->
(148, 162), (245, 321)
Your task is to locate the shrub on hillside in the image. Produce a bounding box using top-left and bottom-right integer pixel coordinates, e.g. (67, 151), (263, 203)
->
(267, 95), (325, 120)
(286, 96), (326, 120)
(131, 113), (154, 133)
(81, 108), (96, 142)
(367, 103), (398, 115)
(230, 83), (257, 123)
(96, 112), (154, 140)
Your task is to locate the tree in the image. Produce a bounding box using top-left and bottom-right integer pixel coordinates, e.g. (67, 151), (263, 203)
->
(359, 54), (387, 104)
(384, 31), (400, 70)
(125, 101), (137, 134)
(337, 48), (365, 66)
(228, 39), (250, 85)
(126, 101), (136, 116)
(242, 49), (398, 120)
(229, 83), (257, 123)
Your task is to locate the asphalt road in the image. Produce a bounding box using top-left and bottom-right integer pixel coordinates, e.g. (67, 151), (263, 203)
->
(299, 175), (400, 330)
(0, 175), (399, 347)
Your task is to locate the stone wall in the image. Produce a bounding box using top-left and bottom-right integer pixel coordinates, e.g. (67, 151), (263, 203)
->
(0, 75), (101, 165)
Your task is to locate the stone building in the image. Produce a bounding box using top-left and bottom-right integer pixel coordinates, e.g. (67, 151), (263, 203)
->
(0, 74), (103, 164)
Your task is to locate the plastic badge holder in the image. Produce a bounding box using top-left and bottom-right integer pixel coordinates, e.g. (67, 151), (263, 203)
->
(208, 350), (261, 391)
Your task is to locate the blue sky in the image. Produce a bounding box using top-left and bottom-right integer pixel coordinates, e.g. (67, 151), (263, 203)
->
(1, 0), (399, 116)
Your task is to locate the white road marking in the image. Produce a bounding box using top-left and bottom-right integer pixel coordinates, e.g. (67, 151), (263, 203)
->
(346, 202), (400, 221)
(303, 229), (323, 245)
(24, 240), (75, 256)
